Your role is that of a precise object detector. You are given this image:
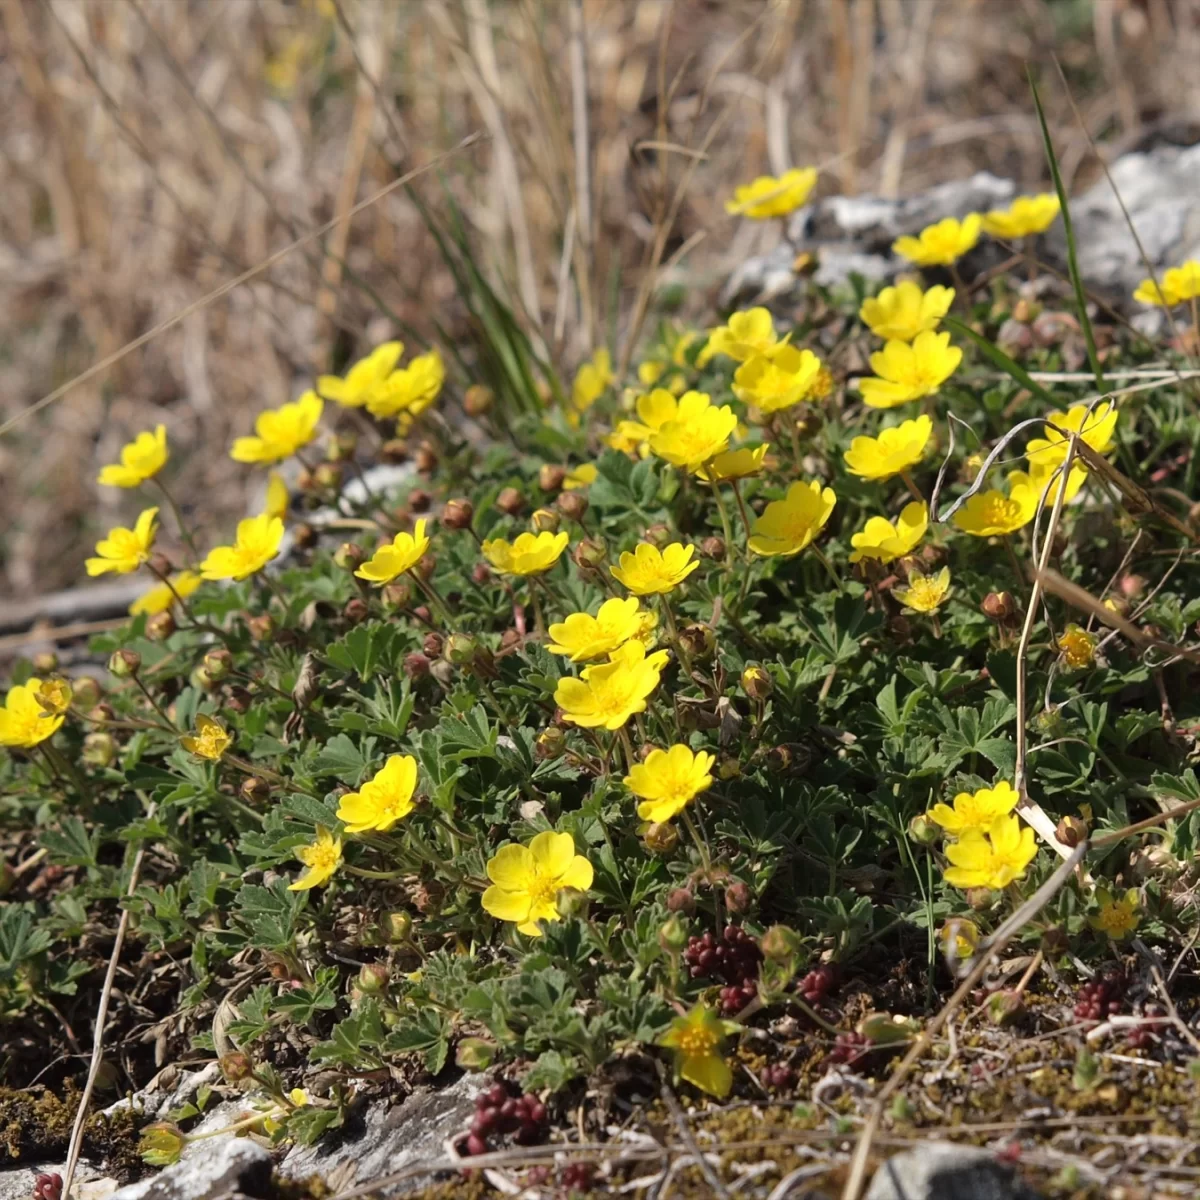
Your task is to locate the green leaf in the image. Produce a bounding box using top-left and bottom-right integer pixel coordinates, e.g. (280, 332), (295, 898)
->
(0, 905), (53, 983)
(274, 966), (339, 1023)
(325, 623), (399, 683)
(1028, 71), (1105, 393)
(312, 734), (378, 784)
(522, 1048), (582, 1091)
(311, 1000), (386, 1069)
(943, 317), (1055, 407)
(286, 1106), (343, 1147)
(383, 1009), (451, 1075)
(41, 817), (100, 868)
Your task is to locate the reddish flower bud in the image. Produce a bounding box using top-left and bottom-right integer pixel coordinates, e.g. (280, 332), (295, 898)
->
(408, 488), (432, 513)
(556, 491), (588, 522)
(700, 536), (726, 561)
(441, 499), (474, 530)
(343, 598), (370, 625)
(539, 464), (567, 492)
(463, 385), (493, 416)
(496, 487), (524, 516)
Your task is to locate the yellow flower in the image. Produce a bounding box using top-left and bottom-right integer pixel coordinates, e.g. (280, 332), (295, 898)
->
(1133, 260), (1200, 307)
(317, 342), (404, 408)
(1026, 456), (1087, 504)
(725, 167), (817, 219)
(98, 425), (168, 488)
(928, 780), (1019, 838)
(572, 348), (614, 413)
(943, 814), (1036, 890)
(892, 214), (982, 267)
(0, 679), (65, 748)
(611, 542), (699, 595)
(979, 193), (1060, 239)
(355, 520), (430, 586)
(843, 415), (932, 481)
(940, 918), (980, 964)
(658, 1004), (735, 1098)
(563, 463), (598, 490)
(1025, 401), (1118, 476)
(129, 570), (202, 617)
(265, 472), (289, 521)
(33, 678), (73, 717)
(86, 507), (159, 577)
(554, 640), (671, 730)
(698, 308), (786, 365)
(481, 830), (594, 937)
(199, 514), (285, 581)
(482, 530), (570, 577)
(749, 480), (836, 557)
(859, 331), (962, 409)
(893, 566), (951, 614)
(180, 714), (233, 761)
(1089, 888), (1140, 940)
(289, 826), (343, 891)
(336, 754), (418, 834)
(607, 421), (653, 456)
(624, 743), (715, 824)
(1057, 623), (1097, 670)
(732, 346), (823, 414)
(952, 472), (1038, 537)
(695, 444), (769, 483)
(849, 501), (928, 565)
(548, 596), (650, 662)
(648, 392), (738, 472)
(368, 349), (444, 422)
(859, 282), (955, 342)
(231, 391), (323, 465)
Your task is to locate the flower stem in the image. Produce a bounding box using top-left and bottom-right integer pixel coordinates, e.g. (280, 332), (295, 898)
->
(681, 808), (712, 876)
(706, 478), (735, 570)
(809, 545), (844, 594)
(729, 477), (755, 552)
(899, 470), (925, 505)
(152, 477), (199, 557)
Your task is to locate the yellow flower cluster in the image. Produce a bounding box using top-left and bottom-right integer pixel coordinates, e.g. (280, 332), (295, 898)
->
(318, 341), (445, 427)
(1134, 259), (1200, 308)
(927, 781), (1037, 891)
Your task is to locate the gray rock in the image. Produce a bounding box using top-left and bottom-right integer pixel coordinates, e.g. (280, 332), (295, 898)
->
(107, 1139), (271, 1200)
(280, 1074), (487, 1195)
(0, 1165), (117, 1200)
(721, 143), (1200, 311)
(865, 1142), (1042, 1200)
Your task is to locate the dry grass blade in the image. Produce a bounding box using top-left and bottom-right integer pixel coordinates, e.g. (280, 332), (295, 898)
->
(840, 840), (1090, 1200)
(0, 134), (483, 440)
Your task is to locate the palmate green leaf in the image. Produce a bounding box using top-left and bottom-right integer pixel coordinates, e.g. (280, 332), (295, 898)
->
(325, 622), (401, 683)
(234, 881), (306, 951)
(0, 905), (53, 982)
(286, 1106), (343, 1147)
(41, 816), (101, 869)
(311, 999), (386, 1069)
(274, 966), (340, 1023)
(383, 1008), (452, 1075)
(312, 733), (378, 784)
(439, 704), (498, 761)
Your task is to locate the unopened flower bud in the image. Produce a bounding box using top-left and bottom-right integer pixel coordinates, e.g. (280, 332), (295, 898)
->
(443, 633), (477, 665)
(203, 648), (233, 682)
(422, 632), (444, 658)
(644, 523), (672, 548)
(760, 924), (802, 963)
(988, 990), (1023, 1026)
(441, 499), (474, 530)
(408, 488), (432, 514)
(191, 666), (217, 692)
(1055, 814), (1087, 848)
(472, 562), (492, 585)
(556, 491), (588, 522)
(677, 622), (714, 660)
(765, 744), (793, 773)
(247, 614), (275, 642)
(718, 755), (741, 780)
(404, 652), (431, 679)
(314, 462), (344, 491)
(908, 813), (939, 845)
(966, 887), (995, 912)
(414, 443), (438, 474)
(72, 677), (102, 709)
(666, 887), (696, 915)
(499, 628), (523, 653)
(700, 536), (726, 562)
(383, 911), (413, 943)
(535, 727), (566, 761)
(138, 1122), (187, 1168)
(381, 438), (409, 464)
(741, 664), (772, 701)
(463, 385), (493, 416)
(496, 487), (524, 516)
(88, 703), (115, 725)
(225, 686), (253, 714)
(658, 914), (688, 953)
(572, 538), (607, 571)
(556, 887), (589, 920)
(82, 732), (116, 768)
(219, 1052), (254, 1083)
(455, 1036), (497, 1070)
(357, 963), (389, 995)
(1119, 574), (1146, 600)
(982, 591), (1017, 622)
(643, 822), (679, 855)
(293, 522), (317, 549)
(146, 611), (176, 642)
(32, 651), (58, 674)
(343, 598), (370, 625)
(108, 649), (141, 679)
(538, 464), (567, 492)
(383, 581), (413, 609)
(725, 881), (753, 914)
(334, 542), (365, 571)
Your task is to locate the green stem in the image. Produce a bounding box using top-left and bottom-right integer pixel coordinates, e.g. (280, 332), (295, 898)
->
(809, 545), (844, 594)
(707, 477), (736, 570)
(681, 808), (712, 876)
(152, 476), (199, 557)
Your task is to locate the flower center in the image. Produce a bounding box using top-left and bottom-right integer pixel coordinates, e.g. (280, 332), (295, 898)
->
(675, 1027), (718, 1057)
(981, 496), (1016, 527)
(526, 871), (561, 908)
(310, 844), (339, 871)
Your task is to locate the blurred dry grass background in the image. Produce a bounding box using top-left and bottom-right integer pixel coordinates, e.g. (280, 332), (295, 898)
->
(2, 0), (1198, 601)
